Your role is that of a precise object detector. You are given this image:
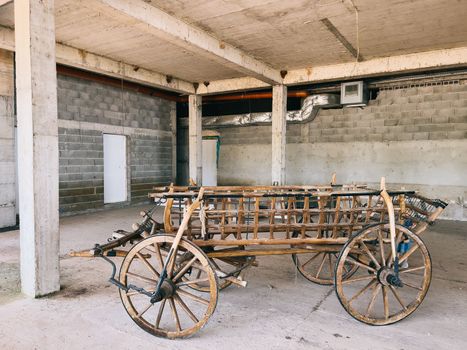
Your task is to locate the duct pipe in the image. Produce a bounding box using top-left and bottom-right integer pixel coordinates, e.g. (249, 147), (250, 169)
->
(187, 94), (340, 128)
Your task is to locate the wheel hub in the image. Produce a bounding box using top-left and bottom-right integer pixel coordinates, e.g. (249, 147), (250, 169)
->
(150, 279), (176, 303)
(377, 267), (403, 287)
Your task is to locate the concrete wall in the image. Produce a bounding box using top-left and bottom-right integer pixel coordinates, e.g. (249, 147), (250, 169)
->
(0, 50), (16, 228)
(212, 80), (467, 220)
(57, 75), (174, 214)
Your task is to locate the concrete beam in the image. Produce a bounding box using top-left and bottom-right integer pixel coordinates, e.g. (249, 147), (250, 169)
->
(197, 46), (467, 93)
(196, 77), (270, 95)
(188, 95), (202, 185)
(320, 18), (363, 61)
(271, 85), (287, 185)
(56, 44), (195, 94)
(95, 0), (282, 85)
(0, 25), (14, 51)
(15, 0), (60, 297)
(0, 25), (195, 94)
(284, 46), (467, 85)
(0, 0), (13, 7)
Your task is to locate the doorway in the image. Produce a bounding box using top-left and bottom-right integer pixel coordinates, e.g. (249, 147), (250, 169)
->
(103, 134), (127, 203)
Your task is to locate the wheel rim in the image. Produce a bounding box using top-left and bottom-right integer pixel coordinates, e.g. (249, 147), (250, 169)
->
(119, 235), (218, 339)
(335, 223), (431, 325)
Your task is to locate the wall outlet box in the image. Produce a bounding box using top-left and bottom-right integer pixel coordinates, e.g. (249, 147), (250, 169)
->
(341, 81), (369, 106)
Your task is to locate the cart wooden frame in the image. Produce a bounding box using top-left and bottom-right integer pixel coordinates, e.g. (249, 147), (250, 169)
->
(71, 177), (447, 339)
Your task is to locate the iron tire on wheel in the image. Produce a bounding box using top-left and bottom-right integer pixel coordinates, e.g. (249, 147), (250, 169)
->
(118, 234), (219, 339)
(334, 223), (432, 326)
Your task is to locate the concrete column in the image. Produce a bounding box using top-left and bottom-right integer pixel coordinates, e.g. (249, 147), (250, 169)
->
(188, 95), (202, 185)
(271, 85), (287, 185)
(15, 0), (60, 297)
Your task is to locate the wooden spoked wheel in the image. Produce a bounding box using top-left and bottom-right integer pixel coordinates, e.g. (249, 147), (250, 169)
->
(292, 249), (358, 285)
(335, 223), (432, 325)
(185, 247), (254, 292)
(119, 234), (219, 339)
(291, 231), (358, 285)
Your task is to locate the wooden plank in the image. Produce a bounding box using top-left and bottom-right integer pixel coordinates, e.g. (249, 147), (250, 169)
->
(194, 237), (348, 247)
(237, 197), (244, 240)
(253, 197), (260, 239)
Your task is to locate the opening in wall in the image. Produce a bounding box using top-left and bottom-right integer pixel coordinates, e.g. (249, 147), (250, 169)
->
(103, 134), (127, 204)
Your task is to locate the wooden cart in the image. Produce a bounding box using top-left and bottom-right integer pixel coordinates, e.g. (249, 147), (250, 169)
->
(71, 178), (446, 339)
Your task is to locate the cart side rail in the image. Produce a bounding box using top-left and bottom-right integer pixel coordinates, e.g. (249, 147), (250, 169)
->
(150, 183), (445, 247)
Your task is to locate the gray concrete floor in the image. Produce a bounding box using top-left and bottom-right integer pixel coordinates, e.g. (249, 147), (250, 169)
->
(0, 205), (466, 349)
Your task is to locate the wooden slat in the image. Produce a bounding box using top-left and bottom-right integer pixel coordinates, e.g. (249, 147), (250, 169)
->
(253, 197), (260, 239)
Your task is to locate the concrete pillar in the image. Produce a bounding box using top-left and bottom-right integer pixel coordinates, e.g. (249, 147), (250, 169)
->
(15, 0), (60, 297)
(271, 85), (287, 185)
(188, 94), (202, 185)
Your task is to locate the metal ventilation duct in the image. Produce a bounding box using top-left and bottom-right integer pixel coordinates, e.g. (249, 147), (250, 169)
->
(197, 94), (340, 128)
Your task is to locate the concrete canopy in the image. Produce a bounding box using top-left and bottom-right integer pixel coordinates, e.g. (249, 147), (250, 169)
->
(0, 0), (467, 94)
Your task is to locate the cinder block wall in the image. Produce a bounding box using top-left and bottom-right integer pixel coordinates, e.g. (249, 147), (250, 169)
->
(58, 75), (174, 214)
(213, 80), (467, 220)
(0, 50), (174, 226)
(0, 50), (15, 228)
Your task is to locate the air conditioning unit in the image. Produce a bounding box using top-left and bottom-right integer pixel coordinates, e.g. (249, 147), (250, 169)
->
(340, 81), (369, 107)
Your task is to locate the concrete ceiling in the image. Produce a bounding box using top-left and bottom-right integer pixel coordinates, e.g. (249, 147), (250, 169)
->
(0, 0), (466, 85)
(147, 0), (467, 69)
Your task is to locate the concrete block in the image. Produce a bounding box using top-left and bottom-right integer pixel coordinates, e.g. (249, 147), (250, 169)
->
(419, 124), (452, 132)
(110, 104), (120, 112)
(0, 206), (16, 228)
(416, 102), (434, 110)
(412, 132), (429, 140)
(396, 133), (413, 141)
(66, 105), (79, 114)
(429, 131), (448, 140)
(454, 107), (467, 117)
(401, 103), (417, 111)
(404, 125), (420, 132)
(451, 99), (467, 108)
(417, 86), (433, 95)
(432, 100), (452, 109)
(368, 134), (383, 141)
(328, 134), (344, 142)
(434, 108), (453, 118)
(432, 115), (449, 124)
(408, 95), (423, 103)
(447, 131), (467, 139)
(442, 93), (459, 101)
(384, 119), (400, 126)
(413, 117), (432, 125)
(449, 115), (467, 123)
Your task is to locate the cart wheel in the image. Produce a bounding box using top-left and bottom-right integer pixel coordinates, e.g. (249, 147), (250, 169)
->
(119, 234), (218, 339)
(291, 231), (358, 285)
(335, 223), (431, 325)
(184, 247), (254, 292)
(292, 250), (358, 285)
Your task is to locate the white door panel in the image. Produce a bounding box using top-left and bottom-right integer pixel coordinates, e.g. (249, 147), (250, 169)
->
(202, 139), (217, 186)
(104, 134), (127, 203)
